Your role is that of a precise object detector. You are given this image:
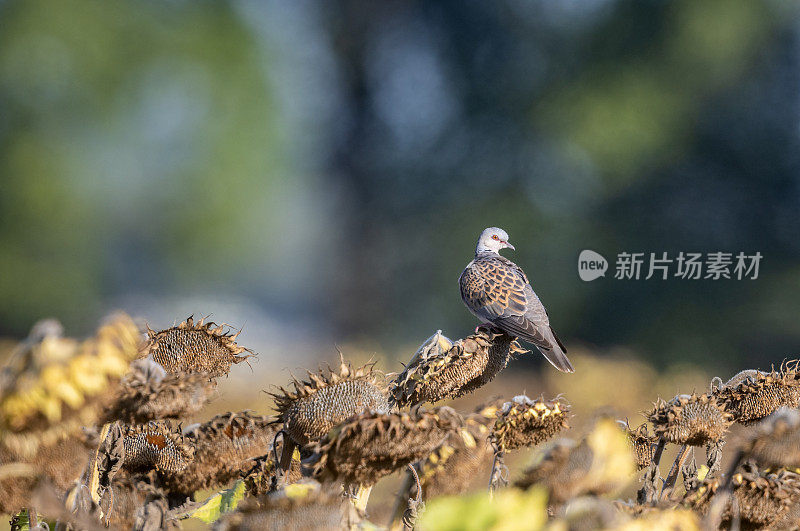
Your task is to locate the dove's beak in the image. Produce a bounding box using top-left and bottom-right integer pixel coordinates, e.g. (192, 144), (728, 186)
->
(503, 241), (515, 250)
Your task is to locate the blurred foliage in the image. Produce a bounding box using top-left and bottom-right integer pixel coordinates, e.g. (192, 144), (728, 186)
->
(0, 0), (799, 372)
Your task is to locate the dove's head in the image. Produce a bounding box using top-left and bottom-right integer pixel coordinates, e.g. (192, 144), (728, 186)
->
(476, 227), (515, 255)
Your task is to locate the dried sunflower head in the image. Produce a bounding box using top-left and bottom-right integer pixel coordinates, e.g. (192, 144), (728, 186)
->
(412, 415), (494, 499)
(216, 481), (349, 531)
(272, 357), (389, 447)
(104, 359), (216, 424)
(684, 464), (800, 528)
(307, 406), (462, 487)
(0, 434), (94, 516)
(744, 407), (800, 468)
(515, 419), (636, 504)
(491, 395), (570, 453)
(648, 393), (733, 446)
(161, 410), (278, 496)
(145, 316), (253, 377)
(389, 326), (526, 408)
(102, 472), (167, 530)
(0, 314), (142, 458)
(244, 448), (304, 496)
(715, 362), (800, 424)
(122, 421), (194, 473)
(620, 421), (656, 470)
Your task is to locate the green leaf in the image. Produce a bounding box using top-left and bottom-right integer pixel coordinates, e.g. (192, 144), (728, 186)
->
(10, 509), (31, 531)
(187, 480), (247, 523)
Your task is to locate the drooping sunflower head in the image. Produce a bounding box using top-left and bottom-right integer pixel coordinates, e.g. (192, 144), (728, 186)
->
(104, 358), (216, 424)
(491, 395), (570, 453)
(620, 421), (656, 470)
(122, 421), (194, 474)
(744, 407), (800, 468)
(648, 393), (733, 446)
(144, 316), (253, 377)
(161, 410), (279, 496)
(389, 327), (526, 408)
(0, 314), (142, 457)
(271, 357), (389, 447)
(715, 361), (800, 424)
(307, 406), (463, 487)
(683, 464), (800, 528)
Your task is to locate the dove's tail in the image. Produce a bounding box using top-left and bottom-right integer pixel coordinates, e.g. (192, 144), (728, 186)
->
(537, 327), (574, 373)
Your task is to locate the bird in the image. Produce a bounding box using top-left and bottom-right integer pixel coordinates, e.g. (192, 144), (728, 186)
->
(459, 227), (574, 373)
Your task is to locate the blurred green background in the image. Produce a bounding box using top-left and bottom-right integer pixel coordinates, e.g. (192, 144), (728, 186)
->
(1, 0), (799, 375)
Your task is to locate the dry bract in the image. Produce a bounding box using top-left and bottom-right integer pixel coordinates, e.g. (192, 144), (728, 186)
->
(308, 406), (462, 486)
(683, 465), (800, 528)
(271, 358), (389, 446)
(648, 393), (732, 446)
(491, 395), (569, 452)
(145, 316), (253, 377)
(389, 326), (526, 407)
(162, 410), (278, 495)
(715, 362), (800, 424)
(104, 359), (216, 424)
(122, 421), (194, 473)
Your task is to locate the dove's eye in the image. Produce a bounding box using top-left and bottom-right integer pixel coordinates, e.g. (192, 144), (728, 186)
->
(492, 235), (499, 240)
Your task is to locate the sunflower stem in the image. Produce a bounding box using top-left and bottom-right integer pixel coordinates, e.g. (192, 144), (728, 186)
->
(660, 444), (690, 500)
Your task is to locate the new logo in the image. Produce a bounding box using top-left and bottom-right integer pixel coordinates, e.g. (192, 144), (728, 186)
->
(578, 250), (608, 281)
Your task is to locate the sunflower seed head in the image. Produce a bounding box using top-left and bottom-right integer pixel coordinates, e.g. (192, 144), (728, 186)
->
(306, 406), (463, 486)
(491, 395), (570, 452)
(161, 410), (278, 495)
(389, 326), (526, 408)
(104, 359), (216, 424)
(620, 421), (656, 470)
(515, 419), (635, 504)
(683, 464), (800, 527)
(715, 361), (800, 424)
(216, 480), (348, 531)
(272, 358), (388, 446)
(145, 316), (253, 377)
(744, 407), (800, 468)
(122, 421), (194, 473)
(0, 314), (142, 457)
(413, 419), (493, 499)
(648, 393), (733, 446)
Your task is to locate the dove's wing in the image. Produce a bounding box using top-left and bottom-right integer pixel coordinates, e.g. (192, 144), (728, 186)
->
(459, 254), (574, 373)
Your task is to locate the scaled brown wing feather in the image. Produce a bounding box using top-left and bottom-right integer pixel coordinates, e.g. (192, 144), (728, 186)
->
(460, 256), (528, 322)
(460, 254), (574, 373)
